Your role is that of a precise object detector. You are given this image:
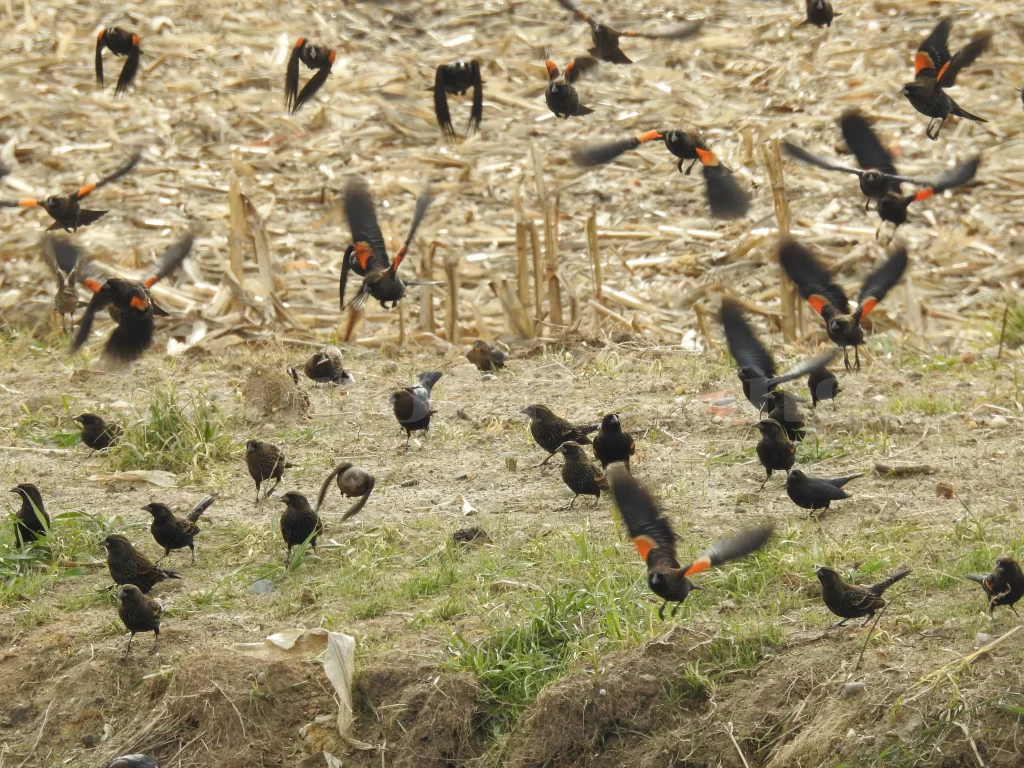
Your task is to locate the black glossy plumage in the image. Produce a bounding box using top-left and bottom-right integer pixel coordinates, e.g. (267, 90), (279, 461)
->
(786, 469), (863, 513)
(592, 414), (635, 472)
(10, 483), (49, 545)
(279, 492), (323, 558)
(753, 419), (795, 487)
(965, 557), (1024, 616)
(433, 60), (483, 140)
(75, 413), (122, 450)
(391, 371), (442, 443)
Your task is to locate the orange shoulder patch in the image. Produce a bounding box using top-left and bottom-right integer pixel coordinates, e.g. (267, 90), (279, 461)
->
(683, 555), (711, 577)
(694, 147), (717, 167)
(353, 242), (373, 270)
(913, 188), (934, 203)
(914, 51), (934, 75)
(936, 61), (950, 83)
(807, 295), (829, 315)
(859, 297), (878, 318)
(76, 183), (97, 199)
(295, 37), (306, 48)
(83, 278), (103, 293)
(632, 535), (656, 562)
(130, 296), (149, 311)
(637, 130), (663, 144)
(545, 60), (558, 77)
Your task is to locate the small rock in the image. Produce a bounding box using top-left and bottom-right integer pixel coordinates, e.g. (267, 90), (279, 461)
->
(455, 470), (477, 481)
(481, 373), (497, 382)
(94, 696), (105, 705)
(733, 506), (748, 514)
(399, 479), (420, 488)
(974, 632), (996, 649)
(711, 415), (724, 425)
(846, 728), (857, 739)
(8, 706), (29, 725)
(451, 363), (480, 380)
(712, 397), (735, 407)
(961, 353), (976, 365)
(256, 671), (266, 684)
(989, 415), (1008, 428)
(840, 682), (865, 698)
(453, 527), (491, 545)
(935, 482), (955, 499)
(598, 687), (608, 696)
(956, 380), (972, 388)
(249, 579), (274, 595)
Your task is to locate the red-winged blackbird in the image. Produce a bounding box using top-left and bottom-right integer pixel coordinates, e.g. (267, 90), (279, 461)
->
(760, 390), (805, 443)
(592, 413), (636, 473)
(285, 38), (335, 114)
(0, 150), (141, 232)
(99, 534), (182, 593)
(433, 61), (483, 140)
(544, 57), (598, 118)
(816, 566), (911, 626)
(721, 297), (838, 410)
(279, 491), (324, 559)
(572, 131), (750, 219)
(554, 441), (608, 507)
(10, 483), (49, 545)
(245, 440), (291, 504)
(555, 0), (702, 64)
(70, 231), (194, 364)
(521, 404), (598, 464)
(901, 19), (992, 140)
(873, 155), (978, 240)
(315, 462), (375, 520)
(144, 496), (216, 566)
(303, 346), (353, 384)
(753, 419), (795, 488)
(965, 557), (1024, 617)
(339, 178), (435, 310)
(609, 466), (773, 619)
(391, 371), (443, 444)
(107, 756), (158, 768)
(117, 584), (162, 654)
(779, 240), (908, 371)
(96, 28), (142, 95)
(786, 469), (863, 514)
(808, 367), (839, 409)
(75, 412), (122, 450)
(466, 339), (508, 371)
(41, 236), (86, 334)
(801, 0), (836, 28)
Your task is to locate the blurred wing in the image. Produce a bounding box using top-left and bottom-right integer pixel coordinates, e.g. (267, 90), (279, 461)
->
(468, 60), (483, 134)
(720, 298), (775, 380)
(76, 150), (142, 200)
(839, 111), (896, 174)
(433, 67), (455, 139)
(70, 287), (113, 354)
(555, 0), (593, 24)
(293, 61), (332, 113)
(783, 141), (864, 177)
(937, 34), (991, 88)
(95, 34), (106, 87)
(343, 177), (390, 272)
(114, 48), (141, 95)
(565, 56), (598, 83)
(767, 349), (840, 387)
(916, 18), (952, 74)
(393, 183), (435, 273)
(778, 239), (850, 315)
(855, 247), (908, 320)
(623, 20), (702, 41)
(684, 525), (774, 576)
(285, 40), (302, 111)
(928, 154), (980, 194)
(608, 466), (678, 565)
(42, 235), (84, 277)
(144, 231), (195, 288)
(703, 163), (749, 220)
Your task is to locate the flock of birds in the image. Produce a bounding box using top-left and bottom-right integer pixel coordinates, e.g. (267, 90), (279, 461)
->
(1, 3), (1020, 766)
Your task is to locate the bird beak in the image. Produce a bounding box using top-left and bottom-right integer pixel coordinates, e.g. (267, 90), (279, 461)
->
(73, 416), (83, 424)
(899, 85), (909, 95)
(8, 487), (18, 495)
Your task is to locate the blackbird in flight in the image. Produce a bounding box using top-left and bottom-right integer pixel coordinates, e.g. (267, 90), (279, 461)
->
(285, 39), (335, 114)
(96, 27), (142, 95)
(433, 61), (483, 139)
(555, 0), (702, 64)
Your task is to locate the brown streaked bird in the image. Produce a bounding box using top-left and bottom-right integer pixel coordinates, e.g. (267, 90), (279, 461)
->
(117, 584), (162, 654)
(285, 38), (335, 114)
(303, 346), (353, 384)
(433, 60), (483, 140)
(279, 491), (324, 559)
(553, 441), (608, 507)
(901, 19), (992, 140)
(96, 27), (142, 95)
(10, 483), (49, 545)
(41, 235), (86, 334)
(555, 0), (702, 64)
(544, 57), (598, 118)
(315, 462), (375, 520)
(592, 413), (635, 472)
(753, 419), (795, 488)
(800, 0), (836, 28)
(816, 566), (911, 626)
(70, 231), (195, 364)
(390, 371), (443, 445)
(144, 495), (216, 566)
(521, 404), (598, 464)
(760, 390), (805, 443)
(339, 177), (435, 310)
(466, 339), (508, 371)
(75, 412), (122, 451)
(99, 534), (182, 593)
(786, 469), (863, 514)
(610, 466), (774, 619)
(0, 150), (141, 232)
(808, 367), (839, 409)
(965, 557), (1024, 617)
(245, 439), (291, 504)
(779, 240), (908, 371)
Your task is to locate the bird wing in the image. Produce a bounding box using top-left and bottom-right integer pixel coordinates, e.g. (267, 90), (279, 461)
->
(720, 298), (776, 380)
(697, 150), (750, 220)
(622, 20), (703, 41)
(571, 131), (662, 167)
(391, 183), (435, 276)
(433, 66), (455, 139)
(74, 150), (142, 200)
(565, 56), (599, 84)
(555, 0), (595, 25)
(783, 141), (865, 178)
(683, 525), (774, 576)
(915, 18), (952, 76)
(468, 59), (483, 134)
(767, 350), (840, 388)
(315, 462), (353, 513)
(70, 283), (114, 354)
(285, 38), (304, 112)
(854, 247), (908, 321)
(343, 177), (391, 273)
(293, 55), (334, 113)
(608, 466), (679, 566)
(144, 230), (195, 289)
(936, 33), (991, 88)
(778, 240), (851, 317)
(95, 31), (107, 88)
(839, 111), (897, 175)
(114, 45), (141, 95)
(42, 235), (84, 278)
(187, 494), (217, 523)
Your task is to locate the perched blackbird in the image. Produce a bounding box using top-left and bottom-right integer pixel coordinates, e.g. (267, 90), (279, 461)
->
(144, 496), (216, 565)
(572, 131), (750, 219)
(753, 419), (795, 488)
(245, 440), (291, 504)
(901, 19), (992, 140)
(779, 240), (909, 371)
(75, 412), (122, 451)
(544, 57), (598, 118)
(315, 462), (375, 520)
(10, 483), (49, 545)
(96, 27), (142, 95)
(783, 110), (980, 213)
(801, 0), (836, 28)
(816, 566), (911, 626)
(610, 466), (774, 619)
(70, 231), (195, 364)
(555, 0), (702, 64)
(285, 38), (335, 114)
(107, 756), (158, 768)
(786, 469), (863, 514)
(117, 584), (162, 654)
(279, 491), (323, 559)
(554, 441), (608, 507)
(521, 404), (598, 463)
(721, 297), (838, 410)
(433, 61), (483, 139)
(593, 413), (635, 472)
(760, 390), (805, 443)
(965, 557), (1024, 617)
(99, 534), (182, 593)
(303, 346), (353, 384)
(390, 371), (443, 444)
(0, 150), (141, 232)
(466, 339), (508, 371)
(808, 367), (839, 409)
(41, 236), (86, 334)
(340, 177), (435, 310)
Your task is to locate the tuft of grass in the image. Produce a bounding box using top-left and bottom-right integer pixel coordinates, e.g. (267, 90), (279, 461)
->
(886, 394), (955, 416)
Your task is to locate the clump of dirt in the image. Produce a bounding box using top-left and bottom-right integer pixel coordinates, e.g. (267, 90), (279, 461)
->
(242, 364), (310, 423)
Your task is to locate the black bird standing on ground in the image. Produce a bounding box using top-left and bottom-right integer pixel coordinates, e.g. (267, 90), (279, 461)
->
(753, 419), (795, 488)
(609, 466), (774, 620)
(816, 566), (911, 626)
(99, 535), (182, 593)
(391, 371), (443, 444)
(303, 346), (353, 384)
(553, 442), (608, 507)
(75, 413), (122, 451)
(285, 38), (335, 113)
(96, 27), (142, 95)
(555, 0), (702, 64)
(143, 496), (216, 565)
(10, 483), (49, 545)
(117, 584), (162, 654)
(245, 440), (292, 505)
(433, 61), (483, 139)
(315, 462), (375, 520)
(786, 469), (863, 515)
(965, 557), (1024, 617)
(808, 367), (840, 409)
(592, 413), (636, 472)
(279, 491), (324, 559)
(521, 405), (598, 464)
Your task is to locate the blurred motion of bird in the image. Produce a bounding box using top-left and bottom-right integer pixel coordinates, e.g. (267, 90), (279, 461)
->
(315, 462), (375, 520)
(433, 60), (483, 139)
(96, 27), (142, 95)
(303, 346), (353, 384)
(466, 339), (508, 371)
(965, 557), (1024, 617)
(41, 235), (86, 333)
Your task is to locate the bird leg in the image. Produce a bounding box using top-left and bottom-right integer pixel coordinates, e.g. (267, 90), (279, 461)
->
(152, 631), (160, 655)
(926, 117), (943, 141)
(861, 614), (875, 627)
(670, 602), (683, 618)
(842, 348), (852, 372)
(759, 472), (771, 490)
(686, 159), (698, 175)
(537, 451), (557, 467)
(189, 546), (195, 566)
(658, 601), (668, 621)
(568, 495), (578, 509)
(854, 346), (860, 371)
(125, 632), (135, 654)
(830, 618), (851, 629)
